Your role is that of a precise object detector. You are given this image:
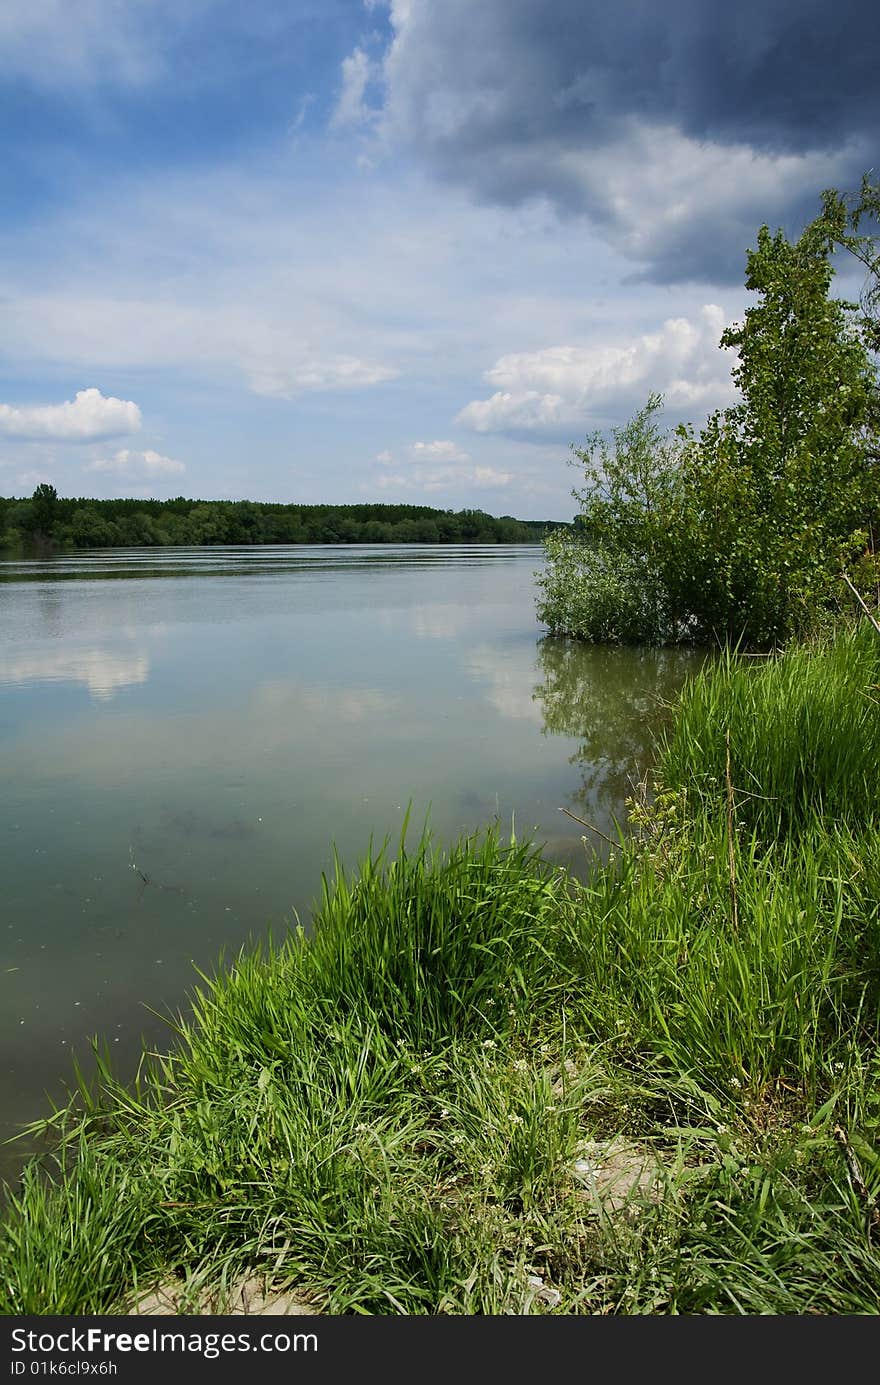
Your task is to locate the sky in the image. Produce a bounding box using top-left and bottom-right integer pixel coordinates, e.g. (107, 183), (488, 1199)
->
(0, 0), (877, 521)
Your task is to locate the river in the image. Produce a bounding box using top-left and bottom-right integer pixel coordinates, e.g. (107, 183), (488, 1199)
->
(0, 544), (701, 1184)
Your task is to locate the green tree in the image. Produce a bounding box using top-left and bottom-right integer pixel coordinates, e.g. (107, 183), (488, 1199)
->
(67, 505), (116, 548)
(188, 504), (230, 544)
(30, 483), (59, 538)
(540, 181), (880, 648)
(677, 212), (878, 643)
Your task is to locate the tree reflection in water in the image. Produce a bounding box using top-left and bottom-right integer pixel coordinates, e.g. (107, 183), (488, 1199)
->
(533, 636), (706, 825)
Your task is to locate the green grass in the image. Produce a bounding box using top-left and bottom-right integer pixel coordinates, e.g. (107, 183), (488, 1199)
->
(2, 623), (879, 1315)
(658, 621), (880, 839)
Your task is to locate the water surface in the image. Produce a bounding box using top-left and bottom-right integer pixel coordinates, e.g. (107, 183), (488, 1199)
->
(0, 545), (701, 1182)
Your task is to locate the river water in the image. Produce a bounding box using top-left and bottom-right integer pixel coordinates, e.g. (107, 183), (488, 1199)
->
(0, 544), (701, 1183)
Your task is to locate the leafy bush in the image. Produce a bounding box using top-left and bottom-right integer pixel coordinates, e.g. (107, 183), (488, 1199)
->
(536, 395), (689, 644)
(536, 530), (665, 644)
(539, 181), (880, 649)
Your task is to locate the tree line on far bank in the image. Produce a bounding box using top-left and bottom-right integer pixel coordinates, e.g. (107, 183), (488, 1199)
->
(538, 174), (880, 649)
(0, 495), (560, 551)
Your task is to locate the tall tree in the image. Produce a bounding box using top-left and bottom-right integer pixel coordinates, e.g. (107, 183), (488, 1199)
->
(676, 209), (879, 644)
(30, 483), (59, 538)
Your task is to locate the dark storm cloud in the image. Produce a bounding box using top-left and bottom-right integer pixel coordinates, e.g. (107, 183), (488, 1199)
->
(379, 0), (879, 282)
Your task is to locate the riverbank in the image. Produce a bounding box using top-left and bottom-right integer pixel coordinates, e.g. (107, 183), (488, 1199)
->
(2, 621), (879, 1314)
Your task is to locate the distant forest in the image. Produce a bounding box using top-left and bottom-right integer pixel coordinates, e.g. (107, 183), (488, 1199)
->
(0, 487), (563, 550)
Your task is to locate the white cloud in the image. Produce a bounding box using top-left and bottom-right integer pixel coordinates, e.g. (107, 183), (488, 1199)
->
(3, 289), (400, 402)
(470, 465), (512, 486)
(410, 439), (469, 463)
(457, 306), (737, 437)
(86, 448), (184, 478)
(554, 122), (864, 284)
(248, 355), (398, 398)
(374, 463), (511, 493)
(378, 439), (471, 467)
(331, 47), (376, 129)
(0, 388), (142, 442)
(370, 437), (509, 493)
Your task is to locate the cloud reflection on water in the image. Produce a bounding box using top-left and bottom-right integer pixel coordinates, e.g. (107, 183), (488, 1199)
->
(0, 646), (150, 700)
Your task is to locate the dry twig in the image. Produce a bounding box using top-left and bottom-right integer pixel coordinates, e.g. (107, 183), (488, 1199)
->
(559, 806), (618, 847)
(841, 572), (880, 637)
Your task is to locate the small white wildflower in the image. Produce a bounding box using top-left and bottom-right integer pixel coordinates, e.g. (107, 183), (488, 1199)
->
(483, 1039), (497, 1049)
(513, 1059), (528, 1072)
(510, 1113), (524, 1126)
(439, 1108), (450, 1120)
(730, 1077), (741, 1089)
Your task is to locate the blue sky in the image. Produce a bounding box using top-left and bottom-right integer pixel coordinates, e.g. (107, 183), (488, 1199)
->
(1, 0), (876, 520)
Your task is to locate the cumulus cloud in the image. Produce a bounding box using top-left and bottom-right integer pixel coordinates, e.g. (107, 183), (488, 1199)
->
(548, 123), (861, 285)
(457, 306), (738, 438)
(0, 388), (142, 442)
(374, 0), (879, 281)
(86, 448), (184, 478)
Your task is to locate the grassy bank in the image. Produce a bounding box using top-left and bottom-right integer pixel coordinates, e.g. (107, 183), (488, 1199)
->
(2, 623), (879, 1314)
